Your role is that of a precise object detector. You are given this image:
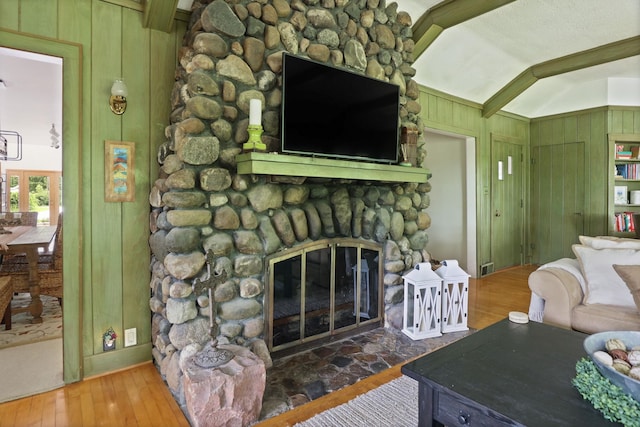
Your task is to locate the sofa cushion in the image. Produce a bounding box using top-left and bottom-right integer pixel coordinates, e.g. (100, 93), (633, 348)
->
(579, 235), (640, 250)
(572, 303), (640, 334)
(572, 245), (640, 308)
(613, 264), (640, 311)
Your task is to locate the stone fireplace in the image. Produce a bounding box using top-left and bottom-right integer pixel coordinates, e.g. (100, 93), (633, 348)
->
(148, 0), (430, 420)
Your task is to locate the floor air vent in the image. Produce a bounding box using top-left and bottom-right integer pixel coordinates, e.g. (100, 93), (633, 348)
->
(480, 262), (494, 277)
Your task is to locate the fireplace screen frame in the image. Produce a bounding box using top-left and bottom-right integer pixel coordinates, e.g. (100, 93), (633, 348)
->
(264, 238), (384, 353)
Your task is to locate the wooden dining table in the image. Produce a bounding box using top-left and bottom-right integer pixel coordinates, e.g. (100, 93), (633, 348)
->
(0, 225), (57, 323)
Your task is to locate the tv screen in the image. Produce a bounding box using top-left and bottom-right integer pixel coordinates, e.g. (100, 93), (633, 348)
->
(281, 53), (400, 164)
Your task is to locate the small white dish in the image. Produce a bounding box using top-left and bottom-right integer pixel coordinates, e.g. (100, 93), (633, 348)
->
(508, 311), (529, 324)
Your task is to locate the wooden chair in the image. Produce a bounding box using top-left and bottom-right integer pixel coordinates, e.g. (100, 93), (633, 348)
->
(0, 214), (63, 304)
(0, 276), (12, 330)
(0, 211), (40, 266)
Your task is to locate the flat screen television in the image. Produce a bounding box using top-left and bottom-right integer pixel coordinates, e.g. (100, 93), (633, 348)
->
(281, 53), (400, 164)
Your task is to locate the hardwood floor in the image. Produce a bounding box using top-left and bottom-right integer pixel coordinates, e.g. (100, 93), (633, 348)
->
(0, 362), (190, 427)
(0, 265), (536, 427)
(467, 263), (537, 330)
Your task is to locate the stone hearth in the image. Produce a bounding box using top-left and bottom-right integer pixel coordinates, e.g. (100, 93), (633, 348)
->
(148, 0), (430, 423)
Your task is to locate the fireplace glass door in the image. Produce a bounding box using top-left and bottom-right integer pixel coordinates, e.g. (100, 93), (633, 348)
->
(267, 239), (382, 352)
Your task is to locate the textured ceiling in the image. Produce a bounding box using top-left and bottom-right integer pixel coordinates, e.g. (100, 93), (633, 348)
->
(403, 0), (640, 117)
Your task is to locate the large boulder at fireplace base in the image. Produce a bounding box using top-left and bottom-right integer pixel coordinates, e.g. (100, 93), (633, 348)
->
(183, 344), (266, 427)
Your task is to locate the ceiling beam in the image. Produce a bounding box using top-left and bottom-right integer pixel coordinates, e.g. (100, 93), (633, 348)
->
(412, 0), (517, 60)
(482, 35), (640, 118)
(143, 0), (179, 33)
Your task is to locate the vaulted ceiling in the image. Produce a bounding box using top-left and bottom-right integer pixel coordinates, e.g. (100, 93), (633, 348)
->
(402, 0), (640, 118)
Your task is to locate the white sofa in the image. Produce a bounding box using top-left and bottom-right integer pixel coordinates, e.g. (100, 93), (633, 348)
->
(528, 236), (640, 334)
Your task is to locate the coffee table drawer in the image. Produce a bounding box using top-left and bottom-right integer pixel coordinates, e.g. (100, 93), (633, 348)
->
(435, 389), (518, 427)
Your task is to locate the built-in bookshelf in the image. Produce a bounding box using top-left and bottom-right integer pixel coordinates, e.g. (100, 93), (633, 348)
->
(609, 133), (640, 236)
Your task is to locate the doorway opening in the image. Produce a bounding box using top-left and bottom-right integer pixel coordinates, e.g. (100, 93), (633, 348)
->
(0, 46), (64, 401)
(423, 128), (477, 277)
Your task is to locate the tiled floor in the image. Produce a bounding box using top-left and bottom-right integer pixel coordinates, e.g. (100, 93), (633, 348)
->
(259, 326), (474, 421)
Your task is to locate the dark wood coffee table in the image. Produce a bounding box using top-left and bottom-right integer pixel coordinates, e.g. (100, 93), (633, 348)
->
(402, 319), (617, 426)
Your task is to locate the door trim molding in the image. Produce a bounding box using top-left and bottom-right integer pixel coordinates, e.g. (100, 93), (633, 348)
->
(1, 29), (84, 383)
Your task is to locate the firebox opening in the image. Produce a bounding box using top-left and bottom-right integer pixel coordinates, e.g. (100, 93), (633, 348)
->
(265, 238), (383, 355)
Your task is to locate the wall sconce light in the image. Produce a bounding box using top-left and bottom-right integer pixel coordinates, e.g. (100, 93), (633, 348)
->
(109, 79), (128, 115)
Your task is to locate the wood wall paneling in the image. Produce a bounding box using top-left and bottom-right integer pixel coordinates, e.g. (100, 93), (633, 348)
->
(0, 1), (19, 30)
(20, 0), (59, 37)
(418, 87), (530, 274)
(609, 108), (640, 134)
(490, 136), (525, 270)
(563, 142), (585, 253)
(588, 110), (607, 235)
(89, 0), (125, 359)
(575, 113), (592, 235)
(528, 107), (640, 263)
(529, 134), (540, 262)
(121, 7), (152, 349)
(549, 144), (566, 261)
(54, 0), (94, 378)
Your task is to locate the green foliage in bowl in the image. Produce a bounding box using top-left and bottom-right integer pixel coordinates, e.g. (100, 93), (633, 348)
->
(573, 358), (640, 425)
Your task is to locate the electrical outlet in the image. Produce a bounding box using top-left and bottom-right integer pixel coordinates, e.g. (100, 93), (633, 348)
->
(124, 328), (137, 347)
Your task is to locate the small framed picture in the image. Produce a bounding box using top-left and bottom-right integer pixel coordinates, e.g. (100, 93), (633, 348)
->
(614, 186), (628, 205)
(105, 140), (135, 202)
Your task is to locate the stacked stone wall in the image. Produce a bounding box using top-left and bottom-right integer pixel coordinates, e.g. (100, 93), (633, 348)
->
(148, 0), (431, 405)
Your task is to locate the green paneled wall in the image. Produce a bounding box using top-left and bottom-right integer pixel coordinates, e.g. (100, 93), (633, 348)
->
(418, 87), (530, 272)
(1, 0), (186, 380)
(420, 84), (639, 266)
(530, 107), (640, 264)
(608, 108), (640, 134)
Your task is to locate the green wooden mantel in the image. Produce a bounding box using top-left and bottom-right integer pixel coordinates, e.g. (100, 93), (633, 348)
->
(236, 152), (430, 183)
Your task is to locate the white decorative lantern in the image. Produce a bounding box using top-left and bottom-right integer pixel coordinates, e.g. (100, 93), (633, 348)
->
(402, 262), (442, 340)
(436, 260), (470, 333)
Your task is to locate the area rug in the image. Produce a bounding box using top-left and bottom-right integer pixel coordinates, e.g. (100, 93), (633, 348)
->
(0, 293), (62, 349)
(0, 337), (64, 403)
(294, 375), (418, 427)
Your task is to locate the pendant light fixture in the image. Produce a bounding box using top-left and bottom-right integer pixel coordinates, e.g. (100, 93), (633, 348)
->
(50, 123), (60, 149)
(0, 77), (23, 161)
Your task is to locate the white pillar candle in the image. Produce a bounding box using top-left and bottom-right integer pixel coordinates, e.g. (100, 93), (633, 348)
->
(249, 99), (262, 125)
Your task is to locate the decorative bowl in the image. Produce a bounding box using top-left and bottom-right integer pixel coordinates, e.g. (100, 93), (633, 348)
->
(583, 331), (640, 401)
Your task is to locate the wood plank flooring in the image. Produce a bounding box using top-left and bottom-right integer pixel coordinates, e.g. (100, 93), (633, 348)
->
(0, 265), (536, 427)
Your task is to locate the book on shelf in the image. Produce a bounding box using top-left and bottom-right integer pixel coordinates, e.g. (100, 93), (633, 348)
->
(614, 212), (636, 233)
(615, 164), (640, 180)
